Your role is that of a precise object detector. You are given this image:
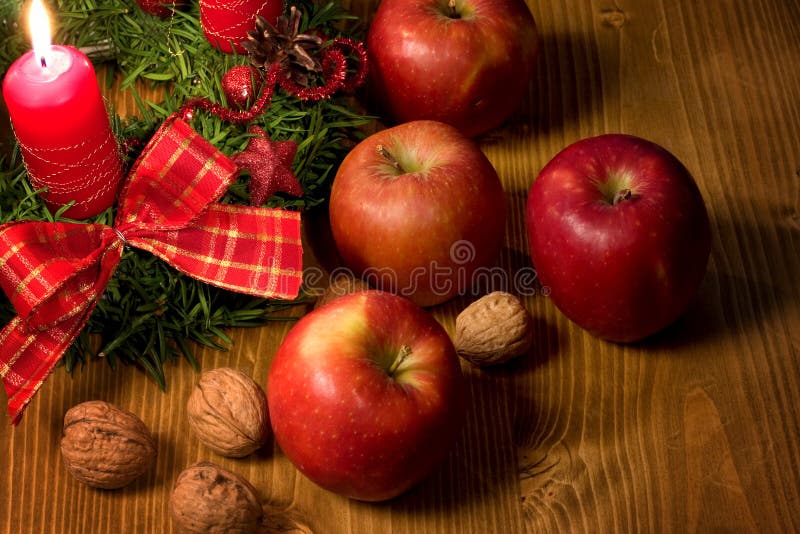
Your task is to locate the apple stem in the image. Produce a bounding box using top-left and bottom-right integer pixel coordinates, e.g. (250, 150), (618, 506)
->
(612, 188), (633, 205)
(376, 144), (406, 173)
(448, 0), (460, 18)
(388, 345), (412, 377)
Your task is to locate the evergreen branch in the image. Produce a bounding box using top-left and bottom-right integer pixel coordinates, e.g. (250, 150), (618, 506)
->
(0, 0), (371, 384)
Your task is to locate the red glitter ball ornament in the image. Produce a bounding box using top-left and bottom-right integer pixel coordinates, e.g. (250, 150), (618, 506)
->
(222, 66), (263, 110)
(135, 0), (178, 17)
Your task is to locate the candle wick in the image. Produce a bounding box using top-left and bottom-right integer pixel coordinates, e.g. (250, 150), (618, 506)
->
(40, 56), (47, 68)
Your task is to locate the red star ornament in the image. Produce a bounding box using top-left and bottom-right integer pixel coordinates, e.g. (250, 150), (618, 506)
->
(233, 126), (304, 205)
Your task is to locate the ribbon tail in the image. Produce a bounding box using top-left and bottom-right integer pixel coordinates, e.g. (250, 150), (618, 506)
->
(0, 222), (122, 425)
(128, 204), (303, 300)
(0, 310), (94, 425)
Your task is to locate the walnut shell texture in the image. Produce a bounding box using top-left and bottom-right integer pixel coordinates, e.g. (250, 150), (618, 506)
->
(170, 461), (262, 534)
(187, 368), (269, 458)
(60, 400), (157, 489)
(454, 291), (534, 366)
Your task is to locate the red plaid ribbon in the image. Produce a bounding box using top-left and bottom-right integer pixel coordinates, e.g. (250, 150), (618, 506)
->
(0, 118), (303, 424)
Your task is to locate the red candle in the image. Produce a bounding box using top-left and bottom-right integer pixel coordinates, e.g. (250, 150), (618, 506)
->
(199, 0), (284, 54)
(1, 0), (123, 219)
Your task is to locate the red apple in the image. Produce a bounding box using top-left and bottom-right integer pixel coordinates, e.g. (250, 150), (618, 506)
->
(526, 134), (711, 342)
(366, 0), (539, 138)
(329, 120), (506, 306)
(267, 290), (465, 501)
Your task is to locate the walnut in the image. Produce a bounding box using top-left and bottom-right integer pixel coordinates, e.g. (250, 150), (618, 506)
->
(170, 462), (262, 534)
(187, 368), (269, 458)
(314, 273), (370, 308)
(60, 400), (157, 489)
(454, 291), (533, 366)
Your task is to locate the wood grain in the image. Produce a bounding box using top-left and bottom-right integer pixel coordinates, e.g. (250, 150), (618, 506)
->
(2, 0), (800, 532)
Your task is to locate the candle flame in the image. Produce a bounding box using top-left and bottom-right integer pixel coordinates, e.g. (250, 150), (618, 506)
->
(29, 0), (52, 68)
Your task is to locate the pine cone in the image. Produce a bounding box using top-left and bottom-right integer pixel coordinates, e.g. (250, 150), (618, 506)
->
(242, 6), (323, 87)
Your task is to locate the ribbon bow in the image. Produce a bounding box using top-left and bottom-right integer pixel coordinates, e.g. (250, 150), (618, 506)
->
(0, 118), (303, 424)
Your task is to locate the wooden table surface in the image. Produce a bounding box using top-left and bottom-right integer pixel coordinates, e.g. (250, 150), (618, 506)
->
(2, 0), (800, 532)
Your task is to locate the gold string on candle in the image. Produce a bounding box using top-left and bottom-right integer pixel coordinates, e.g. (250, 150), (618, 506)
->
(1, 0), (124, 219)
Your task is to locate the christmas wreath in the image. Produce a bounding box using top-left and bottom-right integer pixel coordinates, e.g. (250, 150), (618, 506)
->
(0, 0), (369, 396)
